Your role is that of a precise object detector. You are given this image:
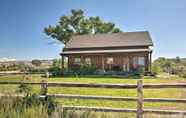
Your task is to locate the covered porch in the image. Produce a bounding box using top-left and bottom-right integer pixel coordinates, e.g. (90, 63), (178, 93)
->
(61, 50), (152, 74)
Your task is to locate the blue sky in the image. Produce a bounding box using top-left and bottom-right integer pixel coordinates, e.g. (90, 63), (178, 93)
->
(0, 0), (186, 60)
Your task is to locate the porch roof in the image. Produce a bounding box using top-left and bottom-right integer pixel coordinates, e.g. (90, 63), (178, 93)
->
(61, 48), (152, 55)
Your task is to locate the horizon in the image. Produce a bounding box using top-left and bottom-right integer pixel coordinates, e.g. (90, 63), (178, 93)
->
(1, 0), (186, 60)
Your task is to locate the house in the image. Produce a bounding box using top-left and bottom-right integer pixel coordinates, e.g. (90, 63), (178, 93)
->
(60, 31), (153, 73)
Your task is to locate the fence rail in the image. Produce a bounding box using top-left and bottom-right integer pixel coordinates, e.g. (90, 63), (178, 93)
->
(62, 106), (186, 115)
(0, 80), (186, 118)
(1, 81), (186, 89)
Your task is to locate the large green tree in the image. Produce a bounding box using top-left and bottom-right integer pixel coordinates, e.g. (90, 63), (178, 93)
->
(44, 9), (121, 44)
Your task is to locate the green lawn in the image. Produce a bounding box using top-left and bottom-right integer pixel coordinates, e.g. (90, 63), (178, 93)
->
(0, 74), (186, 111)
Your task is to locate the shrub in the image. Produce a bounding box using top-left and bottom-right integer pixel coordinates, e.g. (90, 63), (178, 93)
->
(137, 66), (145, 74)
(48, 66), (62, 77)
(0, 94), (59, 118)
(17, 83), (32, 96)
(70, 64), (97, 75)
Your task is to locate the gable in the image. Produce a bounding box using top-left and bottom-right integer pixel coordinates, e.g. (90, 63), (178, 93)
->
(64, 31), (153, 49)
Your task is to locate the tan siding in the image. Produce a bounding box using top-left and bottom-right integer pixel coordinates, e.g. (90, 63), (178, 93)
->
(66, 52), (149, 71)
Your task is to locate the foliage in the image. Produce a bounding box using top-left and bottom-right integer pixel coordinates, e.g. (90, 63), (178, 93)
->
(0, 94), (59, 118)
(0, 63), (30, 72)
(44, 9), (121, 44)
(136, 66), (145, 75)
(152, 57), (186, 78)
(29, 68), (46, 73)
(70, 64), (97, 75)
(48, 59), (62, 77)
(52, 59), (61, 67)
(31, 59), (42, 67)
(62, 111), (135, 118)
(1, 74), (186, 116)
(17, 83), (32, 96)
(48, 66), (62, 77)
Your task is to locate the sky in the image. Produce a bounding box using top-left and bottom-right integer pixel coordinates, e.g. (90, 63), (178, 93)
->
(0, 0), (186, 60)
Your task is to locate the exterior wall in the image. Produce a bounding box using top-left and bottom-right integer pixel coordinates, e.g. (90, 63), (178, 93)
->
(64, 52), (150, 72)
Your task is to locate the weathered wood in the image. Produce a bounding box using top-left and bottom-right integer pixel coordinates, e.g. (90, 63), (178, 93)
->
(0, 82), (41, 85)
(49, 94), (186, 103)
(143, 84), (186, 89)
(62, 105), (186, 115)
(40, 80), (47, 96)
(48, 94), (137, 101)
(1, 93), (186, 103)
(62, 105), (136, 113)
(144, 98), (186, 103)
(137, 80), (143, 118)
(47, 82), (137, 89)
(0, 94), (24, 98)
(0, 82), (186, 89)
(144, 109), (186, 115)
(1, 80), (186, 116)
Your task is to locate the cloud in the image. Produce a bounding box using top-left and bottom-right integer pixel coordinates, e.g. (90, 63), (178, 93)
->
(0, 58), (16, 62)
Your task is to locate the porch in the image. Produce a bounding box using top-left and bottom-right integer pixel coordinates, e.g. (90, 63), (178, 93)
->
(61, 51), (152, 74)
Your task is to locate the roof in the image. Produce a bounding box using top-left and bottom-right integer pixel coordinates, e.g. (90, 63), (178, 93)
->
(64, 31), (153, 49)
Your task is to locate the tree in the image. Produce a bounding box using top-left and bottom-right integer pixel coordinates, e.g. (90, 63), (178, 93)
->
(175, 56), (181, 63)
(44, 9), (121, 44)
(31, 60), (41, 67)
(52, 59), (61, 68)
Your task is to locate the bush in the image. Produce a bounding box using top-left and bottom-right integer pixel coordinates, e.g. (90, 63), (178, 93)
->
(48, 66), (62, 77)
(137, 66), (145, 74)
(0, 94), (58, 117)
(70, 64), (97, 75)
(29, 68), (46, 73)
(17, 83), (32, 96)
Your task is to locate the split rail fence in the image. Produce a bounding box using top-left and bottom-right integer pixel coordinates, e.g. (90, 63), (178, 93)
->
(1, 80), (186, 118)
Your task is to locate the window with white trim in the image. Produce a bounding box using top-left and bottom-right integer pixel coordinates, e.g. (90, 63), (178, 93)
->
(133, 57), (145, 66)
(74, 58), (81, 64)
(85, 57), (91, 65)
(107, 57), (113, 64)
(138, 57), (145, 66)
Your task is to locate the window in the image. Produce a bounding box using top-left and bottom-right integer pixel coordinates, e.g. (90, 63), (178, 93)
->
(85, 58), (91, 65)
(74, 58), (81, 64)
(107, 57), (113, 64)
(133, 57), (138, 65)
(138, 57), (145, 66)
(133, 57), (145, 67)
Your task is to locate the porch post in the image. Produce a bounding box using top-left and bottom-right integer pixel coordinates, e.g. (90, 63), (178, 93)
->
(66, 56), (69, 71)
(61, 55), (65, 74)
(81, 55), (84, 64)
(102, 55), (105, 72)
(144, 54), (149, 72)
(149, 51), (152, 73)
(129, 56), (133, 71)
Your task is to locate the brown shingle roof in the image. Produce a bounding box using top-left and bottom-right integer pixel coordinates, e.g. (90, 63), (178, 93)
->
(64, 31), (153, 49)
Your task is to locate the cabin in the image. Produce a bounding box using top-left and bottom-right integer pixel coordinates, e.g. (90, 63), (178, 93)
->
(60, 31), (153, 74)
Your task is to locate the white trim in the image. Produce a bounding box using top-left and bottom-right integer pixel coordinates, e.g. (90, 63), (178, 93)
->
(62, 49), (152, 54)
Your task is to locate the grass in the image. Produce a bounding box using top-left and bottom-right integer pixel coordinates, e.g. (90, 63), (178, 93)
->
(0, 74), (186, 117)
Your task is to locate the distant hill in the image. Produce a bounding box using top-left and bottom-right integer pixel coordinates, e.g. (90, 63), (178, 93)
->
(0, 58), (16, 62)
(0, 59), (54, 72)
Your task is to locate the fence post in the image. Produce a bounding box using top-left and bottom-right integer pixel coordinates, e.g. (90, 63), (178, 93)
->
(40, 79), (47, 96)
(137, 80), (143, 118)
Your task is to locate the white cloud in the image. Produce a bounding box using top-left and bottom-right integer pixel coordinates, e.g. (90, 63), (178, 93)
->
(0, 58), (16, 62)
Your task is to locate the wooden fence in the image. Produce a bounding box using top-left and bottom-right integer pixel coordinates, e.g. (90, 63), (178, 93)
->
(0, 80), (186, 118)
